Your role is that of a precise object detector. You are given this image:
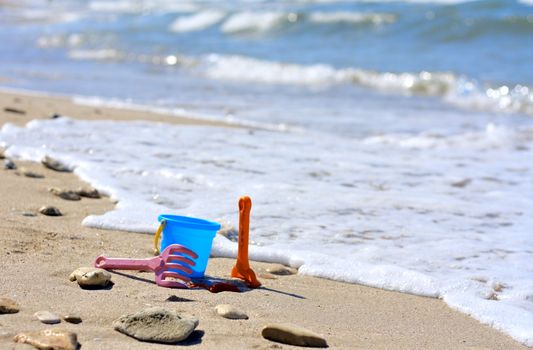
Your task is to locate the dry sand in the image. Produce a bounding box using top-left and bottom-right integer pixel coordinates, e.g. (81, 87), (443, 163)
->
(0, 90), (528, 349)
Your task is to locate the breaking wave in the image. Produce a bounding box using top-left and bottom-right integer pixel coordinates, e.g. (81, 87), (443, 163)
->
(221, 12), (294, 33)
(66, 48), (533, 116)
(169, 10), (226, 33)
(309, 11), (396, 25)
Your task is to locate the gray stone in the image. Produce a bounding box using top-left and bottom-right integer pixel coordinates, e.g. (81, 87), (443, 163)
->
(14, 328), (78, 350)
(41, 156), (71, 172)
(4, 159), (16, 170)
(69, 267), (112, 288)
(217, 223), (238, 242)
(113, 307), (198, 344)
(262, 323), (328, 348)
(63, 314), (82, 324)
(266, 264), (297, 276)
(0, 297), (20, 314)
(49, 187), (81, 201)
(215, 304), (248, 320)
(39, 206), (62, 216)
(258, 272), (277, 280)
(451, 178), (472, 188)
(76, 187), (101, 199)
(22, 212), (37, 217)
(17, 168), (45, 179)
(34, 311), (61, 324)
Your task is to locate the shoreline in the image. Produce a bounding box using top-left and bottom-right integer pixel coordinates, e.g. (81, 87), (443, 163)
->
(0, 90), (529, 349)
(0, 87), (239, 128)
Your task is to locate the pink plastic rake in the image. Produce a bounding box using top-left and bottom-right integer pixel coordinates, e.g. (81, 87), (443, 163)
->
(94, 244), (198, 288)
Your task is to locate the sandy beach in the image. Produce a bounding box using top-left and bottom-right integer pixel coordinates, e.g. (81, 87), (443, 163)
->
(0, 90), (528, 349)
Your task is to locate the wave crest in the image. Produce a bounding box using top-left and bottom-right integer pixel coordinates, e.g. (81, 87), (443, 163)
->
(204, 54), (456, 95)
(221, 12), (298, 34)
(170, 10), (226, 33)
(309, 11), (396, 25)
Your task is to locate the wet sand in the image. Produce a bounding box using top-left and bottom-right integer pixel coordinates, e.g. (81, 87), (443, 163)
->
(0, 90), (528, 349)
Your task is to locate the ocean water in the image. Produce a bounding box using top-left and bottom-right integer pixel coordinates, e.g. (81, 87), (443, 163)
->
(1, 0), (533, 346)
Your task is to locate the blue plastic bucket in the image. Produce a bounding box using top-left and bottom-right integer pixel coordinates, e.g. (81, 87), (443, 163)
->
(157, 214), (220, 278)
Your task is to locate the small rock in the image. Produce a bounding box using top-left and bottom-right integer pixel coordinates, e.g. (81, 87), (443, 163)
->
(217, 223), (238, 242)
(258, 272), (277, 280)
(266, 264), (297, 276)
(76, 187), (100, 199)
(165, 295), (194, 302)
(34, 311), (61, 324)
(113, 307), (198, 344)
(50, 113), (62, 119)
(215, 304), (248, 320)
(4, 159), (16, 170)
(18, 168), (45, 179)
(22, 212), (37, 217)
(49, 187), (81, 201)
(63, 314), (82, 324)
(41, 156), (71, 172)
(13, 328), (78, 350)
(39, 206), (62, 216)
(69, 267), (112, 289)
(262, 323), (328, 348)
(451, 178), (472, 188)
(0, 297), (20, 314)
(4, 107), (25, 114)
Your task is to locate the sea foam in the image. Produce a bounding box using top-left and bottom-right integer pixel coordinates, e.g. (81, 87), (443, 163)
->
(221, 12), (295, 33)
(170, 11), (226, 33)
(309, 11), (396, 25)
(1, 118), (532, 346)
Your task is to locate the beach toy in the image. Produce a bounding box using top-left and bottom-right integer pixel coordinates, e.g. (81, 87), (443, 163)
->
(94, 244), (198, 289)
(153, 215), (221, 278)
(231, 196), (261, 288)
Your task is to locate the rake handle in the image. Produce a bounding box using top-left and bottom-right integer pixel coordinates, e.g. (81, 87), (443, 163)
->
(94, 256), (162, 271)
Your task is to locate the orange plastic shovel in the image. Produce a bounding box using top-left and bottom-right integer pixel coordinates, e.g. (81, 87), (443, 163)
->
(231, 196), (261, 288)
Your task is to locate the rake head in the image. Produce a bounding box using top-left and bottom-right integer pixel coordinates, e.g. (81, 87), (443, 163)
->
(154, 244), (198, 288)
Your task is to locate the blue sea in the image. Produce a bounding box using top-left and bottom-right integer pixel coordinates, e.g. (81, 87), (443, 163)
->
(1, 0), (532, 345)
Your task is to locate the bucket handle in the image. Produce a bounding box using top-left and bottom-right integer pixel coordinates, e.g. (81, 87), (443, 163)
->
(153, 220), (166, 255)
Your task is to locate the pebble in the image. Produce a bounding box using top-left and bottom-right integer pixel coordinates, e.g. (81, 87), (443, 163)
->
(41, 156), (71, 172)
(4, 107), (25, 114)
(69, 267), (112, 289)
(165, 295), (194, 302)
(34, 310), (61, 324)
(22, 212), (37, 217)
(18, 168), (45, 179)
(4, 159), (16, 170)
(0, 297), (20, 314)
(215, 304), (249, 320)
(258, 272), (277, 280)
(451, 178), (472, 188)
(63, 314), (82, 324)
(13, 328), (78, 350)
(76, 187), (101, 199)
(216, 223), (238, 242)
(266, 264), (297, 276)
(39, 206), (62, 216)
(113, 307), (198, 344)
(262, 323), (328, 348)
(49, 187), (81, 201)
